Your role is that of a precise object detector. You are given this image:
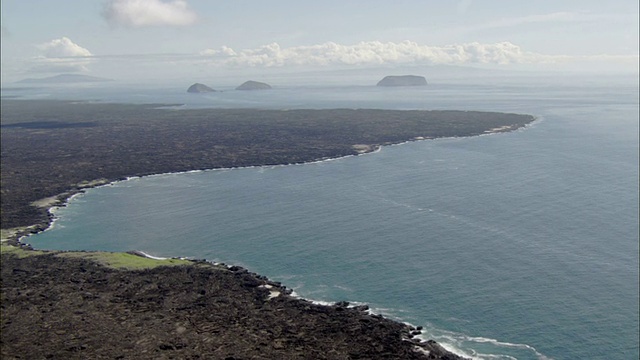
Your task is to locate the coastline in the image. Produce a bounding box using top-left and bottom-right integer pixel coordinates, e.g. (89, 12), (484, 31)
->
(1, 100), (537, 231)
(5, 124), (537, 359)
(7, 118), (535, 247)
(2, 100), (535, 358)
(1, 244), (467, 359)
(2, 144), (385, 246)
(1, 144), (469, 359)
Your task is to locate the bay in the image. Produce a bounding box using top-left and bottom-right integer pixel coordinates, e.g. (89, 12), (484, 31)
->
(26, 76), (639, 359)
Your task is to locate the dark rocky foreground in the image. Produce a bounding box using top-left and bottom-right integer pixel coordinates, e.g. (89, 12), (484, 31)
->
(1, 250), (465, 359)
(0, 99), (534, 359)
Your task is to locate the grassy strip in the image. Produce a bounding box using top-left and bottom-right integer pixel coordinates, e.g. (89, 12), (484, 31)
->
(0, 243), (192, 269)
(56, 251), (193, 269)
(0, 243), (48, 257)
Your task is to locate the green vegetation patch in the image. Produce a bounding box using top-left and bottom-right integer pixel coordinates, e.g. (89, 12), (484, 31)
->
(56, 251), (193, 269)
(1, 242), (192, 269)
(0, 243), (49, 257)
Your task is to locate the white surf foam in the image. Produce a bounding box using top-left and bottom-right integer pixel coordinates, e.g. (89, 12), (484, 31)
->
(135, 250), (168, 260)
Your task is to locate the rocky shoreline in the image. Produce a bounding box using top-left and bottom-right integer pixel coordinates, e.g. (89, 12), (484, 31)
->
(1, 246), (466, 359)
(1, 99), (535, 358)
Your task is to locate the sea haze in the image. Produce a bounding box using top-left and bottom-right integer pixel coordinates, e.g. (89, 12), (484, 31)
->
(24, 76), (639, 360)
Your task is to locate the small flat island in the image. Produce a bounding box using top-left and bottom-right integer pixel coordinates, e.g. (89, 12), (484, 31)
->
(377, 75), (427, 87)
(1, 99), (534, 359)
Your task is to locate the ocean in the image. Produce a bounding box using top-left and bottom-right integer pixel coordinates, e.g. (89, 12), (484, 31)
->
(11, 74), (639, 359)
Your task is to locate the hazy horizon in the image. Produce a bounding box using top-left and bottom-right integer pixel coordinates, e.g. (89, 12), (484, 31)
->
(1, 0), (638, 84)
(4, 63), (640, 89)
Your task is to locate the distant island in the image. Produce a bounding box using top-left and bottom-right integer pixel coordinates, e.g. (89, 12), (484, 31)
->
(187, 83), (216, 93)
(236, 80), (272, 91)
(17, 74), (112, 84)
(377, 75), (427, 87)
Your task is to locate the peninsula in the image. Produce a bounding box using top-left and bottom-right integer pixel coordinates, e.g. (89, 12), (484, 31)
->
(1, 99), (535, 359)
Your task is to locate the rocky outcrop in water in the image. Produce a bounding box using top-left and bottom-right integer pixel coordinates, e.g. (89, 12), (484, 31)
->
(187, 83), (216, 93)
(377, 75), (427, 87)
(236, 80), (272, 90)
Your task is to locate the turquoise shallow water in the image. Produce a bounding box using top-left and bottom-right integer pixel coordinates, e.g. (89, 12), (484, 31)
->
(24, 78), (639, 359)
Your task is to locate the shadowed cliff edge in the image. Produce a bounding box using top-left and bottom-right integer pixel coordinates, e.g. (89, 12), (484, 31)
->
(1, 99), (535, 359)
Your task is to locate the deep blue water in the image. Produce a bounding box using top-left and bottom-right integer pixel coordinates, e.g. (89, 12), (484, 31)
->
(19, 77), (639, 359)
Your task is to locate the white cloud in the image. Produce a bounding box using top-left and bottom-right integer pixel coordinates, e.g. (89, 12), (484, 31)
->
(33, 37), (93, 73)
(196, 40), (640, 73)
(200, 41), (556, 68)
(103, 0), (197, 27)
(39, 37), (92, 57)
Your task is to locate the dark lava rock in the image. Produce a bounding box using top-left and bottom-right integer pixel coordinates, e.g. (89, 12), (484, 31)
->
(1, 251), (469, 360)
(236, 80), (272, 90)
(187, 83), (216, 93)
(376, 75), (427, 87)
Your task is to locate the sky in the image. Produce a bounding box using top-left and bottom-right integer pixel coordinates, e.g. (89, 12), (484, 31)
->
(1, 0), (638, 84)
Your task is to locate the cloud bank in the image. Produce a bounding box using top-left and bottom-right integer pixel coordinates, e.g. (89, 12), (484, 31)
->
(33, 37), (93, 73)
(103, 0), (197, 27)
(200, 41), (556, 68)
(22, 39), (637, 78)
